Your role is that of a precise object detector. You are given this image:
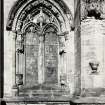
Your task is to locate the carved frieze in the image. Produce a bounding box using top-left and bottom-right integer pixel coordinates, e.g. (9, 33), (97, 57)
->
(16, 20), (23, 31)
(15, 0), (69, 33)
(81, 0), (105, 20)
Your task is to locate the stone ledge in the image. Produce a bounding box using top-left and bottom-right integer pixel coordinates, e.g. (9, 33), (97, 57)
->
(1, 96), (105, 104)
(1, 97), (71, 103)
(71, 96), (105, 104)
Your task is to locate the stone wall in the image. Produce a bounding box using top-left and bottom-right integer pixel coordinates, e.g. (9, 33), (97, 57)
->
(4, 0), (17, 96)
(81, 17), (105, 96)
(80, 0), (105, 96)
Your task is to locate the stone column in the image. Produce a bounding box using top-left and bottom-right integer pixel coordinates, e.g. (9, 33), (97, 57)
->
(0, 0), (3, 97)
(38, 35), (44, 84)
(58, 32), (69, 85)
(11, 31), (18, 96)
(60, 36), (66, 74)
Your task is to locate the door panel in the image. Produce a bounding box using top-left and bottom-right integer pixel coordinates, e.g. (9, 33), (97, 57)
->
(44, 32), (58, 84)
(25, 32), (39, 86)
(25, 26), (59, 86)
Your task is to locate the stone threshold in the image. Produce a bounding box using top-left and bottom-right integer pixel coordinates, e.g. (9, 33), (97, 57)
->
(1, 96), (105, 104)
(71, 96), (105, 104)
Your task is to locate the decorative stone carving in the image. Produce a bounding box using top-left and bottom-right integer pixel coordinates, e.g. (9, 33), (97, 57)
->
(19, 11), (26, 21)
(36, 7), (46, 28)
(16, 20), (23, 31)
(89, 60), (99, 73)
(58, 31), (69, 41)
(60, 74), (67, 88)
(16, 74), (23, 85)
(81, 0), (105, 20)
(49, 15), (55, 23)
(16, 2), (68, 33)
(16, 31), (24, 54)
(59, 50), (66, 55)
(38, 0), (44, 4)
(81, 0), (88, 20)
(6, 0), (73, 98)
(17, 45), (24, 54)
(58, 32), (68, 55)
(27, 14), (33, 21)
(6, 0), (73, 32)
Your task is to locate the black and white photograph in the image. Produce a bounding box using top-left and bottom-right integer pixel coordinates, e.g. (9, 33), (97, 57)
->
(1, 0), (105, 105)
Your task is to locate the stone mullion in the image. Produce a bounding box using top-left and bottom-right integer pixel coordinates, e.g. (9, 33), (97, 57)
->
(58, 33), (68, 85)
(60, 36), (65, 72)
(38, 35), (44, 84)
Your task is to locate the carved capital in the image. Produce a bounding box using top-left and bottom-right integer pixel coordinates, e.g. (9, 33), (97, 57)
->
(39, 35), (44, 42)
(12, 30), (17, 40)
(58, 31), (69, 36)
(58, 31), (69, 40)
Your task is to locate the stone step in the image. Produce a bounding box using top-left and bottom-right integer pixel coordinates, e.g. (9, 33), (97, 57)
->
(81, 88), (105, 97)
(19, 90), (70, 95)
(19, 89), (70, 97)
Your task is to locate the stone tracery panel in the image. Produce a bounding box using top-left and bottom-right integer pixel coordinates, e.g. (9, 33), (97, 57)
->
(25, 27), (39, 86)
(6, 0), (72, 31)
(44, 27), (59, 84)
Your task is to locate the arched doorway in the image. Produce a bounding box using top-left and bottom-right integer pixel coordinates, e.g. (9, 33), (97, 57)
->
(20, 21), (59, 87)
(6, 0), (73, 97)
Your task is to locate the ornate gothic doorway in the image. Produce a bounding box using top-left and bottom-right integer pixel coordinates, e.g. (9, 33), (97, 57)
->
(17, 7), (60, 88)
(6, 0), (73, 97)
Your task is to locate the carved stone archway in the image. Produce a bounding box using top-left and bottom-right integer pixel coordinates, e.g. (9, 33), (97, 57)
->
(6, 0), (73, 97)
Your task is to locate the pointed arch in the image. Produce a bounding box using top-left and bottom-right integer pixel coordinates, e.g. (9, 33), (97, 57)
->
(6, 0), (73, 32)
(43, 23), (59, 34)
(22, 22), (39, 34)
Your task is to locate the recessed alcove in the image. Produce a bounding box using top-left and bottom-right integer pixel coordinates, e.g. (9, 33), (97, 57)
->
(87, 10), (101, 19)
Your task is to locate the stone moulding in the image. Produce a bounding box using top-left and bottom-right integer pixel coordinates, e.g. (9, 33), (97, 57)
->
(6, 0), (73, 31)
